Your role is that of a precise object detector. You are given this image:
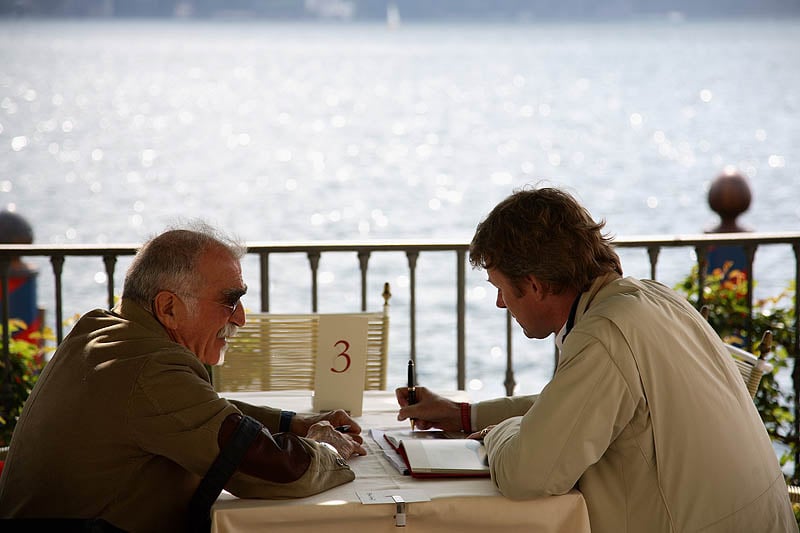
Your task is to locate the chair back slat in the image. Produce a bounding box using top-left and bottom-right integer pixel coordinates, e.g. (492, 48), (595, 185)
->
(724, 334), (773, 400)
(788, 484), (800, 504)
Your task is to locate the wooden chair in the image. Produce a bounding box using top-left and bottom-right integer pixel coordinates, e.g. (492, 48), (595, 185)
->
(789, 485), (800, 504)
(724, 334), (774, 399)
(700, 305), (773, 399)
(212, 283), (391, 392)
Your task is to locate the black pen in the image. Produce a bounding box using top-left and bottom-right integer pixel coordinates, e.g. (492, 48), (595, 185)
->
(334, 425), (351, 433)
(407, 359), (417, 431)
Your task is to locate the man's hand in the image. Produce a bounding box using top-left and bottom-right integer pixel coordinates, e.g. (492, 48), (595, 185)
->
(290, 409), (362, 442)
(395, 386), (464, 432)
(306, 421), (367, 458)
(466, 425), (495, 440)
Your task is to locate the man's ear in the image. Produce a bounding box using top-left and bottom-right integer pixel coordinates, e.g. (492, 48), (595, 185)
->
(524, 274), (547, 301)
(152, 291), (180, 330)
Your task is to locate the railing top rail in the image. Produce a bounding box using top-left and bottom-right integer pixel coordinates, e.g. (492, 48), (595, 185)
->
(0, 232), (797, 257)
(614, 232), (800, 247)
(244, 240), (473, 253)
(0, 240), (474, 257)
(0, 244), (141, 256)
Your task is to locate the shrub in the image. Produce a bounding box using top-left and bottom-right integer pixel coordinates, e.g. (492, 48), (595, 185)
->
(0, 319), (52, 446)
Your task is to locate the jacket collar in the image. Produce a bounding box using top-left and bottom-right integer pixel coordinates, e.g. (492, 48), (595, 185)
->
(563, 272), (622, 340)
(114, 298), (172, 340)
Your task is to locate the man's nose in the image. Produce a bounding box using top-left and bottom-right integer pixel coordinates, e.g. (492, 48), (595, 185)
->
(231, 303), (246, 327)
(496, 291), (506, 309)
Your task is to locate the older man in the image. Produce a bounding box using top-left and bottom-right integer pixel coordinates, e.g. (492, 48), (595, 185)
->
(397, 187), (796, 532)
(0, 224), (364, 532)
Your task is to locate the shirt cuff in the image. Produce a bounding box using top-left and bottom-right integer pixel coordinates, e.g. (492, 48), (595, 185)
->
(279, 410), (295, 433)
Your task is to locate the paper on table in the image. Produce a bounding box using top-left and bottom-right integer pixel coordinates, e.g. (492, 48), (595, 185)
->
(369, 429), (409, 474)
(357, 489), (431, 505)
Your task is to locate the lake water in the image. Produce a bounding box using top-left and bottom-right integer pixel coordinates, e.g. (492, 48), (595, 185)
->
(0, 18), (798, 399)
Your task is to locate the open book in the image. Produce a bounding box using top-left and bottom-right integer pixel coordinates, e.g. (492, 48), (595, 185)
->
(380, 429), (490, 478)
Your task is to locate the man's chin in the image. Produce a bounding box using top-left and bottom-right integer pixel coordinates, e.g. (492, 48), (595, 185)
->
(214, 347), (227, 366)
(521, 327), (547, 340)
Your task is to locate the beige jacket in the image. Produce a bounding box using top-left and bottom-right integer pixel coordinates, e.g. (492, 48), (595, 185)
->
(0, 300), (354, 532)
(478, 274), (796, 532)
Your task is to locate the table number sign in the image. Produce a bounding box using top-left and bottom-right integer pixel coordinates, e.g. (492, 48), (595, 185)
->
(313, 314), (369, 416)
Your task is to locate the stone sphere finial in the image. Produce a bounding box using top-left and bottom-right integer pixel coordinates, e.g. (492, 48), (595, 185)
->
(0, 210), (34, 244)
(707, 170), (751, 233)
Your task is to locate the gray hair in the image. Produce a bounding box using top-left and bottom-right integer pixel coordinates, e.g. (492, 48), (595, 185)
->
(122, 221), (246, 307)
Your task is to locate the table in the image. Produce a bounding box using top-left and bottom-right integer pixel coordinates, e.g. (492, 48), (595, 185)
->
(212, 391), (590, 533)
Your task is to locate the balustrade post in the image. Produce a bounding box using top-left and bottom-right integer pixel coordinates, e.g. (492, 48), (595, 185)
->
(308, 252), (320, 313)
(793, 242), (800, 481)
(103, 255), (117, 309)
(358, 251), (370, 312)
(695, 245), (708, 309)
(647, 246), (660, 280)
(50, 255), (65, 344)
(743, 244), (757, 349)
(505, 311), (516, 396)
(794, 242), (800, 363)
(406, 251), (419, 366)
(456, 250), (466, 391)
(259, 252), (269, 312)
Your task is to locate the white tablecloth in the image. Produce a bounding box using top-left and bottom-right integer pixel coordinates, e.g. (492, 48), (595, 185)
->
(212, 391), (590, 533)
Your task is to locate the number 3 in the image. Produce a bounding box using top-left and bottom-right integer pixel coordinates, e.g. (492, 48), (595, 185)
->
(331, 339), (351, 373)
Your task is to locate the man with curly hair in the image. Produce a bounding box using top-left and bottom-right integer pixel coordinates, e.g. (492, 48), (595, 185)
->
(397, 186), (795, 532)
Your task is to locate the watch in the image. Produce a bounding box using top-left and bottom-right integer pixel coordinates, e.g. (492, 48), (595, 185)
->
(319, 441), (348, 466)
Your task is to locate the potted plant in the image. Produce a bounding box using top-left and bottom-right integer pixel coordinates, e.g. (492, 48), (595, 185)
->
(0, 318), (52, 468)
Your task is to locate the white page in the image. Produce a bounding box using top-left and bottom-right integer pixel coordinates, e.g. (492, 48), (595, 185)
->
(401, 439), (489, 474)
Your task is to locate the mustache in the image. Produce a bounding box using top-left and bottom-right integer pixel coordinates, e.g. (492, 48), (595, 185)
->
(219, 323), (239, 339)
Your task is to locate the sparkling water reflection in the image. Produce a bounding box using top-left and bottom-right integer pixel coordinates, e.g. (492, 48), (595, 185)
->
(0, 18), (798, 399)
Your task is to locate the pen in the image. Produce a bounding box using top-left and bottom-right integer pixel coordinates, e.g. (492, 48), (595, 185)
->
(407, 359), (417, 431)
(334, 425), (351, 433)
